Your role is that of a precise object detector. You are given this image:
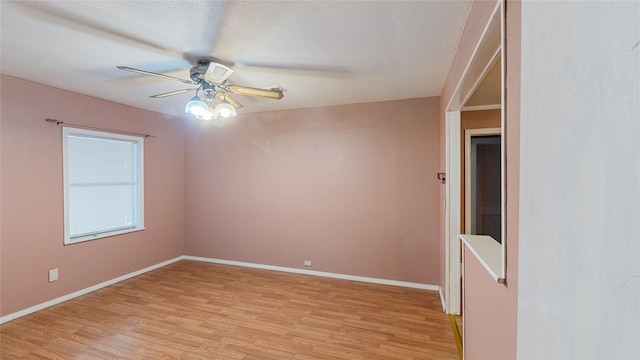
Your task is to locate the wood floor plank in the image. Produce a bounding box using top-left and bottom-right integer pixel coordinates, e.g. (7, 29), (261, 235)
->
(1, 260), (458, 359)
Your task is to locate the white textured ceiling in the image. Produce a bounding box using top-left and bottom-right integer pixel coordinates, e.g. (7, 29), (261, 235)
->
(1, 1), (471, 118)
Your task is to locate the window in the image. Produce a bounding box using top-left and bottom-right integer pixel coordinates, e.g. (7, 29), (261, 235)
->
(63, 128), (144, 245)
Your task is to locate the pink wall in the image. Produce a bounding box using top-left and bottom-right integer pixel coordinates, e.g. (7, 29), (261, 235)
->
(0, 75), (185, 316)
(439, 0), (520, 358)
(184, 97), (442, 285)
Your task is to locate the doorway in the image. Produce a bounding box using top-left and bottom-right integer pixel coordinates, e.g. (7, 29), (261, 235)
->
(466, 133), (501, 243)
(444, 1), (504, 317)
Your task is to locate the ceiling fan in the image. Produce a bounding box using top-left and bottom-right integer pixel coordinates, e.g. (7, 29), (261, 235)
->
(117, 59), (285, 120)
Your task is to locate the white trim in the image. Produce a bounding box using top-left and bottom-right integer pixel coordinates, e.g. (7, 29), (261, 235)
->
(439, 287), (447, 312)
(445, 1), (503, 111)
(445, 110), (462, 315)
(184, 256), (440, 291)
(460, 234), (505, 283)
(460, 234), (504, 282)
(461, 104), (502, 112)
(0, 256), (184, 324)
(499, 0), (507, 280)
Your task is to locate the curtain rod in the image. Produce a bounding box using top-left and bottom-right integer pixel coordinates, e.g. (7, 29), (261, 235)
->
(45, 118), (155, 138)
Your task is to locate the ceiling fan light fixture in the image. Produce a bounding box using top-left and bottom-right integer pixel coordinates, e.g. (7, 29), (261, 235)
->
(198, 111), (214, 121)
(185, 96), (209, 116)
(213, 101), (237, 118)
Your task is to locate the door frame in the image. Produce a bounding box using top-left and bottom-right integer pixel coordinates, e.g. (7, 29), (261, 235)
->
(444, 1), (504, 315)
(465, 128), (501, 237)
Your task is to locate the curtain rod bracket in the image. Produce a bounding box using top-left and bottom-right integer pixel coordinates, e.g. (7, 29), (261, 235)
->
(45, 118), (64, 126)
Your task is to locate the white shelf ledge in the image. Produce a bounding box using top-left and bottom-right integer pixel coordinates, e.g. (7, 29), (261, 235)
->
(460, 234), (505, 283)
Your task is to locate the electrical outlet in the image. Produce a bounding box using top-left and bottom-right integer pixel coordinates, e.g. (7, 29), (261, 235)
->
(48, 268), (58, 282)
(303, 260), (312, 267)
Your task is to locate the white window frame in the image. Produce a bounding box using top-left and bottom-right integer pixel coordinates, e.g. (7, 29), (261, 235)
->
(63, 127), (145, 245)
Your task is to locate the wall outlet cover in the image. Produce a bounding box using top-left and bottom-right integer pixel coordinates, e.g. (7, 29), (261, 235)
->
(48, 268), (59, 282)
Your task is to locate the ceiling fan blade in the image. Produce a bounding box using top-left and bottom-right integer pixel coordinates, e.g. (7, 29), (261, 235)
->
(235, 61), (354, 78)
(13, 2), (182, 58)
(227, 85), (284, 100)
(224, 94), (243, 109)
(117, 66), (197, 85)
(150, 88), (199, 98)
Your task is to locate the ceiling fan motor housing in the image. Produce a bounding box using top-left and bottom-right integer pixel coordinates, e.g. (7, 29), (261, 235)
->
(190, 59), (234, 85)
(190, 65), (209, 83)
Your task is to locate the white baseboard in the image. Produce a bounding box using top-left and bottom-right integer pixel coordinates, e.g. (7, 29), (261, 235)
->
(1, 255), (440, 324)
(0, 256), (185, 324)
(184, 256), (439, 291)
(439, 286), (447, 312)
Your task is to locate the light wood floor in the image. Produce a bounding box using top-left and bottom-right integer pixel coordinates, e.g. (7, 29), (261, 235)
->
(1, 260), (458, 359)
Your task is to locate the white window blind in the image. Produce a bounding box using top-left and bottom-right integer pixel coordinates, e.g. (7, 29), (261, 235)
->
(63, 128), (144, 244)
